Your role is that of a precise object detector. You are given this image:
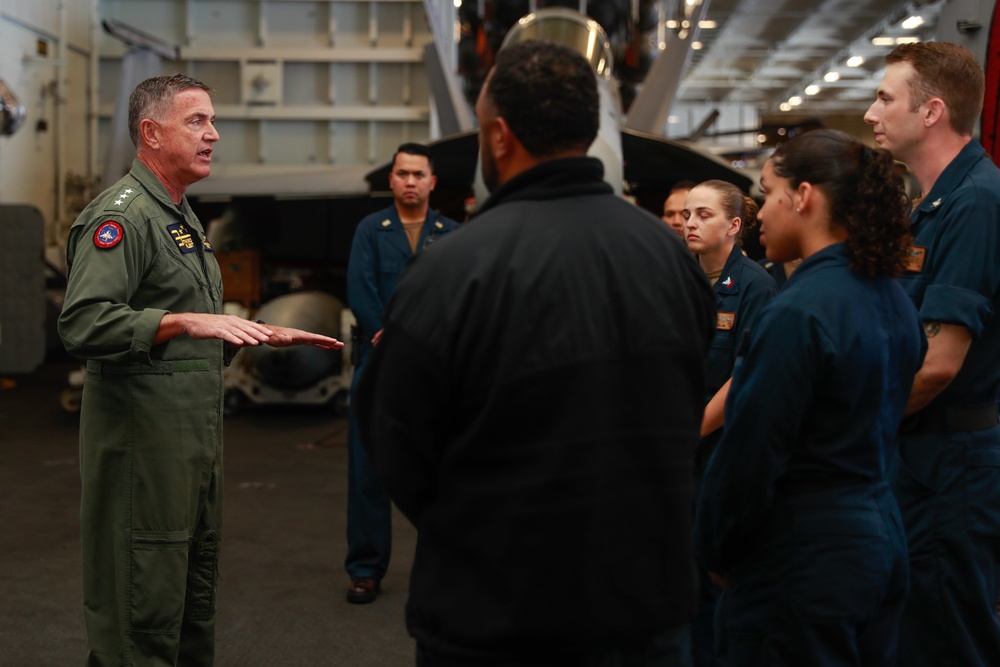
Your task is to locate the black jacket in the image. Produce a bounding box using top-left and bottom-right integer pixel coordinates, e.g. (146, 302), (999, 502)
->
(357, 157), (715, 660)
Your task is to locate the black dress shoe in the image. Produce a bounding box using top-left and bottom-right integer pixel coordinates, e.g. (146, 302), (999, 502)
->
(346, 577), (381, 604)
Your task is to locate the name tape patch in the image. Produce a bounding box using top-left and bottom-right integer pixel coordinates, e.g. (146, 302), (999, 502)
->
(903, 246), (926, 273)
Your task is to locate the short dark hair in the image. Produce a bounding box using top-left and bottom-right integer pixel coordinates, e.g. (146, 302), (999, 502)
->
(128, 74), (211, 149)
(886, 42), (984, 136)
(769, 129), (910, 277)
(484, 40), (599, 157)
(670, 179), (697, 194)
(392, 142), (434, 172)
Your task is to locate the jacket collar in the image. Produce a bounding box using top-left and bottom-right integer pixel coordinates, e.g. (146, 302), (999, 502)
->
(713, 244), (748, 296)
(374, 204), (443, 257)
(914, 140), (987, 217)
(475, 157), (612, 216)
(784, 242), (850, 289)
(129, 158), (189, 215)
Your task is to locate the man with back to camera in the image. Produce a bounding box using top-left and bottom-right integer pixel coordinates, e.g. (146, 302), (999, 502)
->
(58, 73), (342, 666)
(355, 39), (716, 665)
(865, 41), (1000, 666)
(343, 142), (458, 604)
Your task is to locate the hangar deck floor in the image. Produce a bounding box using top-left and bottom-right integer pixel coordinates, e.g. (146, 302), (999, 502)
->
(0, 358), (417, 666)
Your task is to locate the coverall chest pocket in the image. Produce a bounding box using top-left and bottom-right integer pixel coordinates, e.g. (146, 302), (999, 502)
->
(378, 259), (409, 300)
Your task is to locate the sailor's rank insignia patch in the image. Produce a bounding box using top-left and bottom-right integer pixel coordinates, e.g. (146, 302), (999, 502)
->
(94, 221), (124, 249)
(167, 222), (196, 253)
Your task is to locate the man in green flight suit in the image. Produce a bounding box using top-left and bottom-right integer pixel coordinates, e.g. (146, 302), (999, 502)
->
(58, 74), (342, 667)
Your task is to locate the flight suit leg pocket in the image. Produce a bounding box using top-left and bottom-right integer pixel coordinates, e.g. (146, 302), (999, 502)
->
(129, 533), (190, 632)
(185, 530), (219, 622)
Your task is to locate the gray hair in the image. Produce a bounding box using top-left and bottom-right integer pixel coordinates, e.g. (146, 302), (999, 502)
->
(128, 74), (210, 149)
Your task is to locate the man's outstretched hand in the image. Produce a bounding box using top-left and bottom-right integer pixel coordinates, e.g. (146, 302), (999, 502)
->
(263, 324), (344, 349)
(156, 313), (343, 349)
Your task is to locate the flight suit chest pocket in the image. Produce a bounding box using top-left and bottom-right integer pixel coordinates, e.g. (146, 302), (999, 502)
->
(158, 228), (220, 310)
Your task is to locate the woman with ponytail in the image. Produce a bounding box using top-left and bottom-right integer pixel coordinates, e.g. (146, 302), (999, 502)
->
(684, 181), (778, 447)
(681, 179), (777, 667)
(693, 129), (925, 666)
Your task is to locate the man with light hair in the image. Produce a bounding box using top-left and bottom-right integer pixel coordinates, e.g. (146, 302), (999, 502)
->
(865, 41), (1000, 667)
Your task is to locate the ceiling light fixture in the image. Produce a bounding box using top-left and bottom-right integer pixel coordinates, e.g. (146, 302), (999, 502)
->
(805, 84), (820, 95)
(824, 71), (841, 82)
(846, 55), (864, 67)
(788, 96), (803, 106)
(872, 36), (895, 46)
(699, 20), (717, 29)
(896, 36), (920, 44)
(901, 15), (925, 30)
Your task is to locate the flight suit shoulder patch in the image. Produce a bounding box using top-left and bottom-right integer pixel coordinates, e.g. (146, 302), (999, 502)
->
(93, 221), (124, 249)
(101, 185), (144, 214)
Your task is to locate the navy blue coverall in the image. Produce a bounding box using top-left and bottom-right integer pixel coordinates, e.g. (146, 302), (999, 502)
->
(892, 140), (1000, 667)
(344, 204), (457, 583)
(693, 244), (776, 667)
(694, 243), (925, 666)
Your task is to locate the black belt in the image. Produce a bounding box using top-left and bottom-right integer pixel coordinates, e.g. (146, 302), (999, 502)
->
(903, 404), (999, 434)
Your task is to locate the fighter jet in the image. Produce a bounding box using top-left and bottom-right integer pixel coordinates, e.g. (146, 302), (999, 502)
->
(365, 2), (754, 219)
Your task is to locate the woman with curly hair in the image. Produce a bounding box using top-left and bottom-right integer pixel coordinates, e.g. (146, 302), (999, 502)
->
(693, 129), (925, 666)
